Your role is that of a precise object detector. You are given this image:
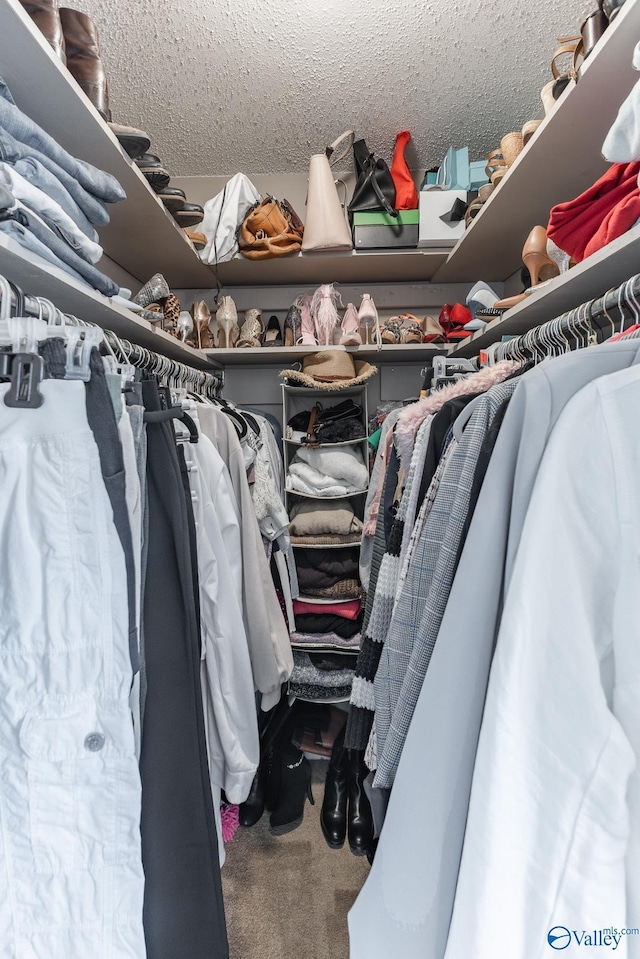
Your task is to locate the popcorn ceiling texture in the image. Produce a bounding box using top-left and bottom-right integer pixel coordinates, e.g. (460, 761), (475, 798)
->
(81, 0), (589, 176)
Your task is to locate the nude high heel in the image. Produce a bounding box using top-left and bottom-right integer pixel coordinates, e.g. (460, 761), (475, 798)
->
(339, 303), (362, 346)
(494, 225), (560, 310)
(357, 294), (381, 347)
(190, 300), (214, 349)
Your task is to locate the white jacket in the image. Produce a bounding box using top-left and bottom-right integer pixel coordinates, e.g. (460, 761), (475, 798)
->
(444, 365), (640, 959)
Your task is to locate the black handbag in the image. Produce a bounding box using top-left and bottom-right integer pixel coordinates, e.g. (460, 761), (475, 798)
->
(348, 138), (398, 219)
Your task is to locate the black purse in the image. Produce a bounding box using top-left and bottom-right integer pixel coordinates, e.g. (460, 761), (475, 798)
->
(348, 138), (398, 219)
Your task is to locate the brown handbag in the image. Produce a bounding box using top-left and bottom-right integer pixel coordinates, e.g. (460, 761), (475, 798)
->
(238, 196), (304, 259)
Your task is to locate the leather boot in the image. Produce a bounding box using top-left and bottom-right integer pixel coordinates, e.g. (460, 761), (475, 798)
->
(269, 740), (314, 836)
(239, 748), (272, 828)
(59, 8), (110, 119)
(320, 724), (348, 849)
(20, 0), (66, 62)
(347, 749), (374, 856)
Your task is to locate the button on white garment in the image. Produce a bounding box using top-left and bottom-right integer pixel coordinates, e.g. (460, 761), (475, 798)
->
(84, 732), (106, 752)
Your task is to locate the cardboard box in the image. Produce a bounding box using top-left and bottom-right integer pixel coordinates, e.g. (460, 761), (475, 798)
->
(418, 190), (468, 248)
(353, 223), (419, 249)
(352, 210), (420, 226)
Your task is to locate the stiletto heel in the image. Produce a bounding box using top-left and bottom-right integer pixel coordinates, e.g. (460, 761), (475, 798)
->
(307, 781), (315, 806)
(215, 295), (239, 348)
(494, 225), (560, 310)
(358, 293), (381, 348)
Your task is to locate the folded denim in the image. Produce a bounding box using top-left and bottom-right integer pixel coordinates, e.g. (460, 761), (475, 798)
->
(13, 156), (99, 240)
(0, 216), (96, 288)
(0, 186), (119, 295)
(0, 127), (110, 227)
(0, 162), (103, 263)
(0, 76), (125, 204)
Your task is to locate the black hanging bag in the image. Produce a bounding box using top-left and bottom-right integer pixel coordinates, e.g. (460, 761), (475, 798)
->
(348, 138), (398, 219)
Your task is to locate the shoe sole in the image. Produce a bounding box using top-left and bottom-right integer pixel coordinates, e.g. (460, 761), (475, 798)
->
(270, 815), (305, 836)
(173, 211), (204, 228)
(159, 196), (186, 213)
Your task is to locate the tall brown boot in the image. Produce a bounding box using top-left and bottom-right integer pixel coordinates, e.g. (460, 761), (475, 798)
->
(59, 8), (110, 119)
(20, 0), (66, 63)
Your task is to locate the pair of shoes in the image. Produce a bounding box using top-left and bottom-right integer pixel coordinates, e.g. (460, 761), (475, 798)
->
(422, 315), (446, 343)
(182, 229), (207, 252)
(134, 157), (204, 227)
(357, 293), (381, 347)
(320, 727), (375, 856)
(20, 2), (151, 158)
(188, 301), (214, 349)
(379, 315), (423, 344)
(439, 303), (473, 342)
(465, 182), (495, 226)
(493, 225), (560, 310)
(263, 315), (284, 346)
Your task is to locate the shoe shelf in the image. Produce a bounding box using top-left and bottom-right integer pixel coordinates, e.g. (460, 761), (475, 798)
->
(0, 0), (216, 289)
(213, 248), (450, 287)
(205, 343), (451, 366)
(432, 0), (640, 284)
(450, 223), (640, 357)
(0, 233), (213, 369)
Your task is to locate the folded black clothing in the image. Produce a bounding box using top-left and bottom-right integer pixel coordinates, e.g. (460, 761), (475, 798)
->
(294, 612), (363, 639)
(296, 547), (360, 582)
(288, 400), (365, 444)
(306, 651), (359, 671)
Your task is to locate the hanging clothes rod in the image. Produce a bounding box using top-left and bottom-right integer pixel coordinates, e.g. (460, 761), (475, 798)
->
(493, 272), (640, 363)
(0, 273), (224, 396)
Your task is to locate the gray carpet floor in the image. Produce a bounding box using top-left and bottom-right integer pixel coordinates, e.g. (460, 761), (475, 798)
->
(221, 760), (370, 959)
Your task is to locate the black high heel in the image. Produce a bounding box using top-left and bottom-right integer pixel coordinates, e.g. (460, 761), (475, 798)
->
(320, 725), (348, 850)
(270, 740), (315, 835)
(239, 748), (272, 827)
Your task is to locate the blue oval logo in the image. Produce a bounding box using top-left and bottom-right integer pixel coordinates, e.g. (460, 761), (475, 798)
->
(548, 927), (572, 950)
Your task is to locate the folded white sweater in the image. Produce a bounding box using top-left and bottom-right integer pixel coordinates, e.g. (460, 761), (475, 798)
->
(287, 463), (354, 498)
(294, 445), (369, 489)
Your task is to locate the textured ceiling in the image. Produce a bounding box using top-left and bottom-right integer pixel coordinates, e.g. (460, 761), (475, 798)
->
(81, 0), (589, 176)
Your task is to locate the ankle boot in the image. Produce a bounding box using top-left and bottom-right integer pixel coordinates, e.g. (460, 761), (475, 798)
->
(59, 8), (111, 119)
(347, 749), (374, 856)
(269, 740), (314, 835)
(320, 725), (348, 849)
(239, 748), (273, 827)
(20, 0), (66, 62)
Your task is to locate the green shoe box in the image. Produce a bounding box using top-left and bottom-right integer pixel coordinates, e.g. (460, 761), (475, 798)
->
(352, 210), (420, 249)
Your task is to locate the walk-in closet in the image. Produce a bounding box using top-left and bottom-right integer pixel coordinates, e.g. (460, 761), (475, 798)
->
(0, 0), (639, 957)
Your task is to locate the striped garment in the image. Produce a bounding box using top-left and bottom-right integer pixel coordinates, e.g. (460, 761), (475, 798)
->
(373, 380), (519, 788)
(346, 417), (433, 749)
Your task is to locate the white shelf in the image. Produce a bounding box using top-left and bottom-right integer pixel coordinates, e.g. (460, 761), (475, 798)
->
(295, 595), (362, 605)
(0, 233), (213, 369)
(450, 224), (640, 358)
(291, 541), (362, 550)
(283, 438), (367, 448)
(433, 0), (640, 284)
(207, 343), (450, 366)
(0, 0), (216, 289)
(285, 488), (369, 499)
(214, 248), (450, 287)
(290, 643), (361, 655)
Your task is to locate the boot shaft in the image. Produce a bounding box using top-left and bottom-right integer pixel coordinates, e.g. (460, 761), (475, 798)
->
(20, 0), (66, 63)
(59, 8), (111, 119)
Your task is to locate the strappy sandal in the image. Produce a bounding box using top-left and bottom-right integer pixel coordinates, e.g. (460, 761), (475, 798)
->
(379, 318), (401, 344)
(398, 314), (424, 344)
(500, 131), (524, 167)
(466, 182), (495, 226)
(236, 308), (264, 348)
(485, 149), (508, 187)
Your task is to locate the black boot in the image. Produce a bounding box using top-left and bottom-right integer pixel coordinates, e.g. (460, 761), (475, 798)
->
(239, 748), (272, 827)
(269, 740), (314, 835)
(347, 749), (374, 856)
(320, 725), (348, 849)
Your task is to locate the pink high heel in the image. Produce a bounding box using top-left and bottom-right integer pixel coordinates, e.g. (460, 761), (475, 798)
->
(311, 283), (341, 347)
(357, 294), (381, 347)
(296, 294), (317, 346)
(339, 303), (362, 346)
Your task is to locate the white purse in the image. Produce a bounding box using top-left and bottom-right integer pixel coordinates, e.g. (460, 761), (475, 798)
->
(302, 130), (354, 253)
(199, 172), (261, 265)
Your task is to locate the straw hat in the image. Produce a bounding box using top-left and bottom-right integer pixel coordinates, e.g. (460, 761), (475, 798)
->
(279, 350), (377, 390)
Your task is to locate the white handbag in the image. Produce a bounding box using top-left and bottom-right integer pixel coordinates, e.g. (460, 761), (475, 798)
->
(302, 130), (354, 253)
(199, 172), (261, 265)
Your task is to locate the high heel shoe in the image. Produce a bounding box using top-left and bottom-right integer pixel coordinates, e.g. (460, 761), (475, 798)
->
(320, 726), (348, 849)
(270, 740), (315, 835)
(347, 749), (374, 856)
(494, 225), (560, 310)
(190, 300), (214, 350)
(339, 303), (362, 347)
(358, 293), (381, 347)
(236, 308), (263, 348)
(296, 294), (317, 346)
(239, 750), (271, 828)
(284, 303), (302, 347)
(216, 295), (239, 348)
(263, 315), (283, 347)
(311, 283), (341, 347)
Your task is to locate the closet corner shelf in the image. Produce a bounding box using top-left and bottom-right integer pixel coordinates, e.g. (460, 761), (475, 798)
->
(449, 224), (640, 358)
(214, 248), (451, 287)
(285, 489), (369, 500)
(208, 344), (450, 366)
(283, 438), (368, 449)
(0, 233), (213, 369)
(0, 0), (216, 289)
(432, 0), (640, 284)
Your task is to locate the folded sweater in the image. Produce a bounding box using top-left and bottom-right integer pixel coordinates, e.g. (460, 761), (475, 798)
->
(289, 498), (363, 537)
(295, 445), (369, 489)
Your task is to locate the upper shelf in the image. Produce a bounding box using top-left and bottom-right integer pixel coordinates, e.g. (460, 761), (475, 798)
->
(213, 248), (449, 287)
(0, 232), (213, 369)
(449, 223), (640, 358)
(0, 0), (216, 289)
(433, 0), (640, 284)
